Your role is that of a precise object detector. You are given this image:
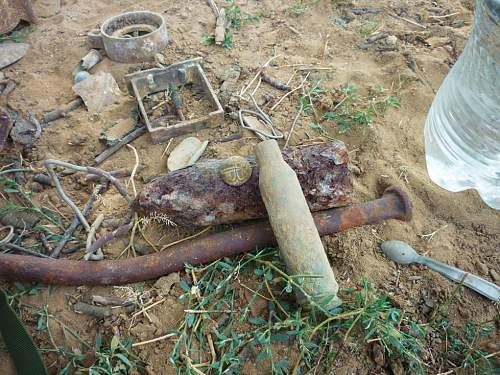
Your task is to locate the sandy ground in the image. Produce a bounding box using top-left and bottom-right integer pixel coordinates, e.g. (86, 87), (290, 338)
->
(1, 0), (499, 374)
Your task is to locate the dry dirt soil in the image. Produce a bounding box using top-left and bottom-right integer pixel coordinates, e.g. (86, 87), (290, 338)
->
(1, 0), (499, 374)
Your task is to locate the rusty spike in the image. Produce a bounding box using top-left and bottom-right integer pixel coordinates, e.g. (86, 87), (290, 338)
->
(0, 187), (411, 285)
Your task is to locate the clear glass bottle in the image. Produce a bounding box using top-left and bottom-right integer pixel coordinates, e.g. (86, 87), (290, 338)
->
(424, 0), (500, 209)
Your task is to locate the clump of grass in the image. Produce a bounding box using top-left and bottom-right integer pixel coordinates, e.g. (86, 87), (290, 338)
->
(4, 287), (146, 375)
(169, 248), (426, 374)
(225, 4), (261, 30)
(0, 27), (33, 42)
(202, 32), (233, 49)
(308, 84), (400, 134)
(432, 317), (498, 374)
(284, 0), (321, 16)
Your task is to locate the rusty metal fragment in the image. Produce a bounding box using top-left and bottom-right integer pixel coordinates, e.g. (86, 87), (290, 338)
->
(0, 187), (412, 286)
(132, 142), (353, 226)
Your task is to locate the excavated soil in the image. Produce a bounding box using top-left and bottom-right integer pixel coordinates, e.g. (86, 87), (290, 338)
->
(1, 0), (499, 374)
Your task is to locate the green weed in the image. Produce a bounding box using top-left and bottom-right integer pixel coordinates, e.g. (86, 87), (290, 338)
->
(225, 4), (260, 30)
(0, 27), (33, 42)
(169, 248), (426, 374)
(202, 32), (233, 49)
(284, 0), (321, 16)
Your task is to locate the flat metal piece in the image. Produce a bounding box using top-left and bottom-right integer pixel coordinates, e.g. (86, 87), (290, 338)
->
(126, 57), (224, 143)
(0, 42), (30, 69)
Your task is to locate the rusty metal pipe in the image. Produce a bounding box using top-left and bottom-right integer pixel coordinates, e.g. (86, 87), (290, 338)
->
(0, 187), (411, 285)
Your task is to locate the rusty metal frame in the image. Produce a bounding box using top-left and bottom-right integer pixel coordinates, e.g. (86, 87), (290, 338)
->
(126, 57), (224, 143)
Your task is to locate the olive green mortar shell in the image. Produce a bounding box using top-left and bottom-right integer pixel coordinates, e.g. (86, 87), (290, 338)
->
(255, 139), (341, 309)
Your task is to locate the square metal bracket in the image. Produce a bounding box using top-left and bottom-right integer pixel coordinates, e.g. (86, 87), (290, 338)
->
(125, 57), (224, 143)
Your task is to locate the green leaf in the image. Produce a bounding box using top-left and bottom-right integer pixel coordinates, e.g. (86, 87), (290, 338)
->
(271, 333), (289, 343)
(3, 187), (20, 193)
(95, 333), (102, 352)
(275, 359), (289, 370)
(256, 348), (269, 362)
(110, 335), (120, 352)
(115, 353), (132, 368)
(179, 279), (190, 292)
(248, 316), (266, 326)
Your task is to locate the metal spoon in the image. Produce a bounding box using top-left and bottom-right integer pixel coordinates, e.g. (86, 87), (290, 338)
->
(381, 240), (500, 302)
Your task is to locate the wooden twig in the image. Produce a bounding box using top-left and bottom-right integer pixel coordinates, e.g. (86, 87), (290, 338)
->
(284, 102), (303, 149)
(50, 185), (105, 258)
(270, 72), (310, 111)
(132, 333), (176, 347)
(260, 71), (291, 92)
(94, 125), (147, 166)
(429, 12), (459, 19)
(3, 243), (52, 258)
(86, 222), (133, 255)
(41, 97), (83, 124)
(239, 55), (281, 98)
(390, 13), (427, 29)
(127, 144), (140, 197)
(85, 213), (104, 258)
(44, 159), (130, 233)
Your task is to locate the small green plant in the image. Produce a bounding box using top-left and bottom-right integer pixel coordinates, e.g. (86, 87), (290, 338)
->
(319, 85), (400, 133)
(0, 27), (33, 42)
(284, 0), (320, 16)
(225, 4), (260, 30)
(202, 32), (233, 49)
(433, 318), (498, 374)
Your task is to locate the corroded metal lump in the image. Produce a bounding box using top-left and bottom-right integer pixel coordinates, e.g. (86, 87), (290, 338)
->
(132, 142), (353, 226)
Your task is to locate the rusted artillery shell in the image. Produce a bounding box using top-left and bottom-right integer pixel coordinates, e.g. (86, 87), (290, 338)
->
(132, 142), (352, 226)
(0, 187), (411, 286)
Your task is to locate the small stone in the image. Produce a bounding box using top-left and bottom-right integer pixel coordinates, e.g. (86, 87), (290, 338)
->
(74, 71), (90, 84)
(371, 342), (385, 366)
(130, 322), (156, 341)
(30, 181), (43, 193)
(386, 35), (398, 45)
(475, 261), (488, 275)
(154, 272), (180, 295)
(489, 268), (500, 283)
(219, 156), (253, 186)
(350, 165), (361, 176)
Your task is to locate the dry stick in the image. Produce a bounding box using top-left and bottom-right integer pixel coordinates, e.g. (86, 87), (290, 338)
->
(250, 76), (261, 97)
(50, 185), (104, 258)
(42, 97), (84, 124)
(86, 223), (133, 255)
(270, 72), (310, 111)
(390, 13), (427, 29)
(131, 333), (177, 348)
(94, 125), (147, 166)
(239, 54), (281, 98)
(161, 138), (174, 159)
(45, 160), (130, 232)
(45, 163), (90, 231)
(284, 102), (304, 149)
(85, 214), (105, 260)
(3, 243), (52, 259)
(160, 226), (212, 251)
(429, 12), (459, 19)
(126, 144), (140, 197)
